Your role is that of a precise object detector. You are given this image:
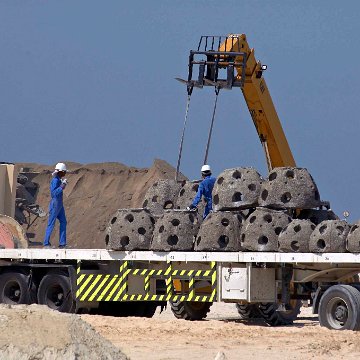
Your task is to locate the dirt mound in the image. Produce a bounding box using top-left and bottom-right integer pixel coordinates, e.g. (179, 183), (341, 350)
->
(0, 304), (127, 360)
(17, 160), (186, 248)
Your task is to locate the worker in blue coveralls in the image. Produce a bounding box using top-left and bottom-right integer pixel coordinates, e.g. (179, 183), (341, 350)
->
(187, 164), (216, 219)
(43, 162), (68, 248)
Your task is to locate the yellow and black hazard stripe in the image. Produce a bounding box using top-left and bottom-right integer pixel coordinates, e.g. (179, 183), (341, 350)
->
(76, 260), (217, 303)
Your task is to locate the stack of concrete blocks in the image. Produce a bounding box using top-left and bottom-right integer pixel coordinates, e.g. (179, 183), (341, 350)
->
(142, 179), (182, 216)
(175, 180), (206, 222)
(195, 211), (244, 251)
(105, 208), (155, 250)
(194, 167), (262, 252)
(151, 210), (200, 251)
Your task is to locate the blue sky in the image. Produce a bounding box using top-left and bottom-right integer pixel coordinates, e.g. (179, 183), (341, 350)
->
(1, 1), (360, 220)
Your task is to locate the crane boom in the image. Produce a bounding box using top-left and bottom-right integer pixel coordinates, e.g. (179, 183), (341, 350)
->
(179, 34), (296, 171)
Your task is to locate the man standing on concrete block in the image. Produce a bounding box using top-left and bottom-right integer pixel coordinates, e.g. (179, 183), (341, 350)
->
(43, 162), (68, 248)
(187, 164), (216, 219)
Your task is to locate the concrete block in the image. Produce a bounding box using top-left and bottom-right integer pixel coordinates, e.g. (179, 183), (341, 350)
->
(309, 220), (350, 253)
(278, 219), (315, 252)
(194, 211), (244, 251)
(259, 167), (321, 209)
(212, 167), (263, 211)
(297, 209), (339, 225)
(106, 208), (155, 250)
(151, 210), (200, 251)
(175, 181), (205, 221)
(240, 208), (292, 251)
(346, 221), (360, 252)
(143, 179), (182, 216)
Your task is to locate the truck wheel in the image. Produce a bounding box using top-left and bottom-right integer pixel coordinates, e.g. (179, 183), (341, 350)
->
(236, 302), (260, 319)
(170, 301), (212, 320)
(257, 300), (302, 326)
(0, 272), (36, 305)
(38, 273), (75, 313)
(318, 285), (360, 330)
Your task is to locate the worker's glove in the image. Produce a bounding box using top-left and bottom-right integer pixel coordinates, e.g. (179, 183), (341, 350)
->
(61, 179), (68, 189)
(186, 204), (197, 211)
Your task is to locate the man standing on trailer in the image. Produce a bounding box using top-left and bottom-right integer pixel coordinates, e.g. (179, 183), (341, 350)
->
(43, 162), (68, 248)
(187, 164), (216, 219)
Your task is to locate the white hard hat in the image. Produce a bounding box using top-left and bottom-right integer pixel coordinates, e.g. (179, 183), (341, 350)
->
(55, 162), (67, 172)
(201, 164), (211, 173)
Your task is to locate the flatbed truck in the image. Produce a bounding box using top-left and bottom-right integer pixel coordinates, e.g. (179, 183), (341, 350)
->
(0, 248), (360, 330)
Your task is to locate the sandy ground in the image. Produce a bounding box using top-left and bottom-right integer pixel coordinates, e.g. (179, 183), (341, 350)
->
(82, 303), (360, 360)
(0, 304), (127, 360)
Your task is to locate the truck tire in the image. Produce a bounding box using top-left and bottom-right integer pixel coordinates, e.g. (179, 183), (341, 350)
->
(0, 272), (36, 305)
(318, 285), (360, 330)
(38, 273), (76, 313)
(170, 301), (212, 320)
(257, 300), (302, 326)
(236, 302), (260, 319)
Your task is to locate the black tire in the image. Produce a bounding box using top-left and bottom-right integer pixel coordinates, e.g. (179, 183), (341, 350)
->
(170, 301), (212, 320)
(257, 300), (302, 326)
(38, 273), (75, 313)
(318, 285), (360, 330)
(236, 302), (260, 320)
(0, 272), (36, 305)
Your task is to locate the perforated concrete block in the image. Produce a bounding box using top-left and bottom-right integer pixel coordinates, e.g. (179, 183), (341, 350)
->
(278, 219), (315, 253)
(297, 209), (339, 225)
(106, 208), (155, 250)
(212, 167), (262, 211)
(194, 211), (244, 251)
(259, 167), (321, 209)
(151, 210), (200, 251)
(346, 221), (360, 252)
(240, 208), (292, 251)
(143, 180), (182, 216)
(309, 220), (350, 253)
(175, 181), (205, 220)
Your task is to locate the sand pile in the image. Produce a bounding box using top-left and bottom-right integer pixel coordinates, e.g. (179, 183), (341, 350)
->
(0, 304), (127, 360)
(17, 160), (186, 248)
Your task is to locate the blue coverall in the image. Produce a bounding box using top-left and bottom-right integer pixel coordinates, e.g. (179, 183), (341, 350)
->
(43, 176), (67, 246)
(191, 175), (216, 219)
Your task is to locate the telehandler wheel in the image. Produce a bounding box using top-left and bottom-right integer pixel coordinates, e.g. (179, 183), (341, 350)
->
(236, 302), (260, 320)
(257, 300), (302, 326)
(0, 272), (36, 305)
(169, 301), (212, 320)
(38, 273), (76, 313)
(318, 285), (360, 330)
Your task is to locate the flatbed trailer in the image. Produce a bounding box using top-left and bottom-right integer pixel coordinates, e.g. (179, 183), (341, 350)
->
(1, 248), (360, 330)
